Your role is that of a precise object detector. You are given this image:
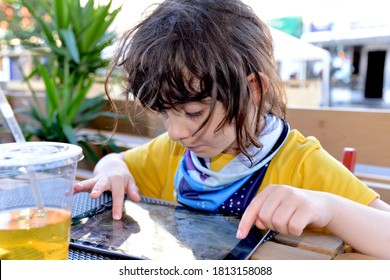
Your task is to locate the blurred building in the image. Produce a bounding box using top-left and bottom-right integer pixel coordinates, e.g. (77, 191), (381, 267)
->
(259, 0), (390, 107)
(301, 13), (390, 104)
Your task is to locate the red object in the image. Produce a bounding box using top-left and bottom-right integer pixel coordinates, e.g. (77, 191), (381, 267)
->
(342, 147), (357, 173)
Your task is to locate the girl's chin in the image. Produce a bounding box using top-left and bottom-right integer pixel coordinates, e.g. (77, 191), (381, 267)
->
(188, 147), (215, 158)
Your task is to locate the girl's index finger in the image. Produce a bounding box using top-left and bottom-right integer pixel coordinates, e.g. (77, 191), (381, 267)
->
(111, 187), (126, 220)
(236, 192), (267, 239)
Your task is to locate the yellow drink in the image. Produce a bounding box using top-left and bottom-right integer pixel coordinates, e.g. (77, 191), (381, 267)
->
(0, 208), (71, 260)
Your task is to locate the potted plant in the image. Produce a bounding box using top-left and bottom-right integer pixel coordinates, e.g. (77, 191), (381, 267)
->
(15, 0), (123, 166)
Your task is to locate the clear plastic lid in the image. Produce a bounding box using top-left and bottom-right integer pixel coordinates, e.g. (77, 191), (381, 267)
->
(0, 142), (83, 169)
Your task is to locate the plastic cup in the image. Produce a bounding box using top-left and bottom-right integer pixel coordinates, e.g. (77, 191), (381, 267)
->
(0, 142), (83, 260)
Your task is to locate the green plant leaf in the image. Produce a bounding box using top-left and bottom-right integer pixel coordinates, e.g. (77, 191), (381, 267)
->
(65, 78), (94, 124)
(63, 123), (78, 145)
(36, 64), (59, 111)
(74, 95), (110, 125)
(54, 0), (69, 29)
(19, 0), (121, 164)
(59, 29), (80, 63)
(79, 1), (120, 52)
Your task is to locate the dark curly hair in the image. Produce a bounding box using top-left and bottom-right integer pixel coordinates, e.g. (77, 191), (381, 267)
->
(106, 0), (286, 160)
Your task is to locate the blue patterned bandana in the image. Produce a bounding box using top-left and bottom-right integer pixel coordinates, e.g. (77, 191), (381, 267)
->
(174, 115), (289, 212)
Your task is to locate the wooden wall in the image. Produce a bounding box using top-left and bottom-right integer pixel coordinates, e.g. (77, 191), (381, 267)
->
(286, 107), (390, 168)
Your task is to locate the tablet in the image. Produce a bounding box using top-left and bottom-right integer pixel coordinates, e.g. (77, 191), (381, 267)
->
(70, 197), (276, 260)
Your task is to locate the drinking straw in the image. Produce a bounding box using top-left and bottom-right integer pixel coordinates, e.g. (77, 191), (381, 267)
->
(0, 89), (25, 143)
(0, 88), (45, 213)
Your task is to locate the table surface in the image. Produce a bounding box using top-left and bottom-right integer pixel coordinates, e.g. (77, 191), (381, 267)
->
(69, 192), (378, 260)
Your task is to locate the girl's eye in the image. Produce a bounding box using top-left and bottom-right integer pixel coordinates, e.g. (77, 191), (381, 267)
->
(185, 110), (204, 119)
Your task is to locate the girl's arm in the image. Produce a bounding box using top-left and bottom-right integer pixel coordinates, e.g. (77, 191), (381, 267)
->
(237, 184), (390, 259)
(324, 195), (390, 259)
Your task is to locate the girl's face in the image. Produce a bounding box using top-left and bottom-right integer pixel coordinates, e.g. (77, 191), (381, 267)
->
(159, 100), (238, 158)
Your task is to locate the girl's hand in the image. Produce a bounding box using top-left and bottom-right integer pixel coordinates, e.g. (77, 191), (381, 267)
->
(73, 153), (140, 220)
(236, 184), (332, 239)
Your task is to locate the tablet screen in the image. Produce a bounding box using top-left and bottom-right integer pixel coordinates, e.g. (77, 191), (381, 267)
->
(70, 197), (274, 260)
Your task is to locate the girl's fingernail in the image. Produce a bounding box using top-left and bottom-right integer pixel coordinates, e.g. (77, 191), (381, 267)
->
(91, 189), (98, 195)
(113, 213), (121, 220)
(236, 229), (243, 239)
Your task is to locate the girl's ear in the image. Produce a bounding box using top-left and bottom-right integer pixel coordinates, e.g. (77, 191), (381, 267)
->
(247, 72), (268, 105)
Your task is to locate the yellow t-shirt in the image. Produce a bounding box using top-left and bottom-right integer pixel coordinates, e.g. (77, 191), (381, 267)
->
(124, 130), (378, 205)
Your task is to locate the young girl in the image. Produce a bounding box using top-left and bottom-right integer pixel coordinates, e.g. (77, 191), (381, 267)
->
(74, 0), (390, 258)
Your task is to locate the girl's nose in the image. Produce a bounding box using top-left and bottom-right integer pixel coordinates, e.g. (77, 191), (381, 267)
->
(165, 117), (192, 141)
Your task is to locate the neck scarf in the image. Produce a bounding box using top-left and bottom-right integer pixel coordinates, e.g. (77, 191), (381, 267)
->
(174, 115), (289, 211)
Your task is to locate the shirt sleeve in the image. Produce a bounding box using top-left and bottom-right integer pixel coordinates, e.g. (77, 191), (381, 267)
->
(263, 130), (379, 206)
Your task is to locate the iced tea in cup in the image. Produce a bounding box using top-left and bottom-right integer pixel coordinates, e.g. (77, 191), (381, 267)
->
(0, 142), (83, 260)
